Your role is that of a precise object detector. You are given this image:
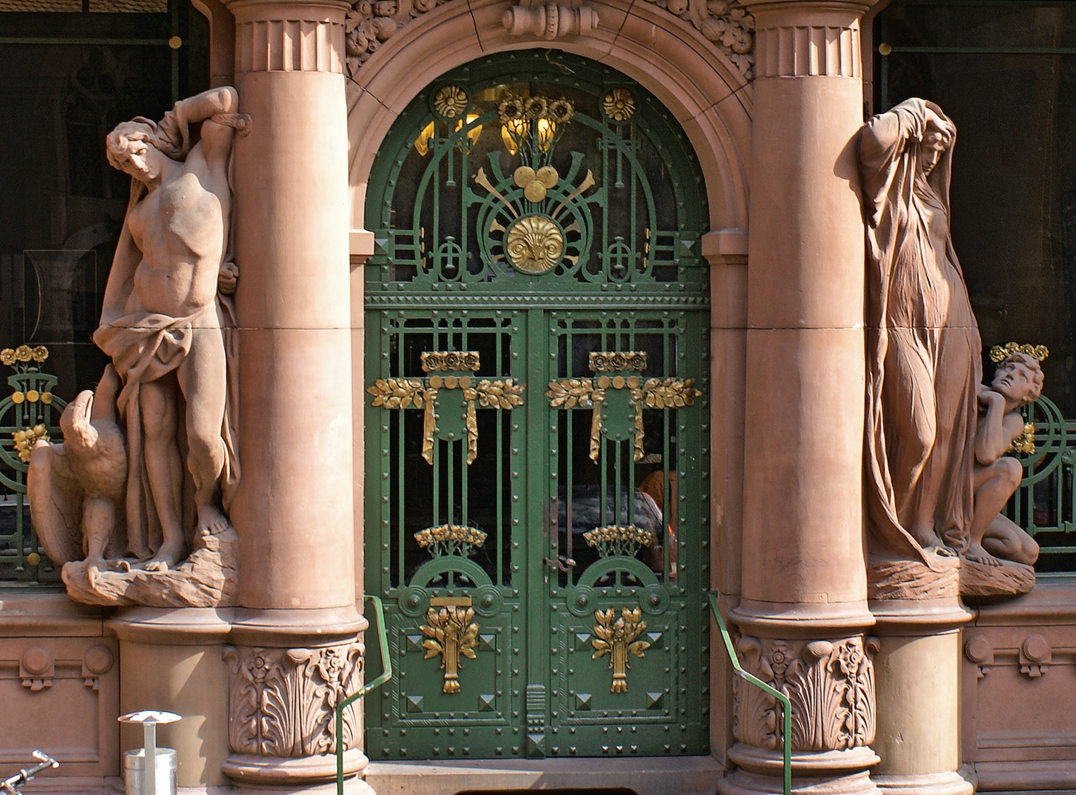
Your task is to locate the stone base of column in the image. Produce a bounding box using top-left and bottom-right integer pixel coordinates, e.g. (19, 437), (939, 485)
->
(108, 607), (234, 788)
(871, 771), (973, 795)
(222, 748), (367, 784)
(870, 599), (973, 795)
(224, 775), (376, 795)
(721, 745), (880, 795)
(222, 607), (369, 790)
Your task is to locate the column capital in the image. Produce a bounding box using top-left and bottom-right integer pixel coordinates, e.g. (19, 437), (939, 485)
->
(742, 0), (880, 24)
(226, 0), (349, 74)
(742, 0), (882, 77)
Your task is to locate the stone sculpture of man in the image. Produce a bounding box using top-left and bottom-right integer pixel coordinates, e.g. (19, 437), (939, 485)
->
(95, 86), (244, 570)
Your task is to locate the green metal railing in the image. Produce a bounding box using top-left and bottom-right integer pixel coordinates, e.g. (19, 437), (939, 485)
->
(707, 591), (791, 795)
(336, 595), (391, 795)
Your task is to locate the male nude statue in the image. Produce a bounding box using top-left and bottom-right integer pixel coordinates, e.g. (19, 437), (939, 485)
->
(96, 87), (244, 571)
(967, 352), (1042, 567)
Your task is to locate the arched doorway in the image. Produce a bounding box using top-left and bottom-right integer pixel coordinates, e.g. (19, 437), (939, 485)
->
(363, 51), (711, 760)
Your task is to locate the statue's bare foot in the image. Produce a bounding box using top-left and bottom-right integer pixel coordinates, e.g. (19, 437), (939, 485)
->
(142, 538), (186, 572)
(912, 529), (956, 558)
(197, 504), (231, 537)
(964, 543), (1002, 567)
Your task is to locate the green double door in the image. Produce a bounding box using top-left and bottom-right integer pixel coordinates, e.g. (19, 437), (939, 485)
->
(362, 51), (711, 759)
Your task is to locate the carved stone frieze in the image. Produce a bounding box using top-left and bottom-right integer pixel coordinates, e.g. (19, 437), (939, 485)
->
(502, 1), (599, 39)
(639, 0), (754, 78)
(345, 0), (754, 79)
(734, 635), (878, 752)
(223, 642), (365, 758)
(346, 0), (445, 75)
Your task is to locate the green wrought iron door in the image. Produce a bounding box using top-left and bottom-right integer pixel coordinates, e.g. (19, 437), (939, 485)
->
(363, 52), (710, 760)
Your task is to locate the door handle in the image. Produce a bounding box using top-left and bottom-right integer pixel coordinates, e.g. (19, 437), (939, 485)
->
(543, 555), (576, 572)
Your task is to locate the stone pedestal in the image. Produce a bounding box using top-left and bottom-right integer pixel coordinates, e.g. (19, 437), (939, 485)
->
(722, 2), (881, 794)
(871, 601), (974, 795)
(109, 609), (233, 789)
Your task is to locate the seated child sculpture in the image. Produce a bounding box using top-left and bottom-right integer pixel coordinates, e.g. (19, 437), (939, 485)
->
(968, 350), (1042, 567)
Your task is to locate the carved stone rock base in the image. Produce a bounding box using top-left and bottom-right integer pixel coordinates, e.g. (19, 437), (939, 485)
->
(959, 558), (1035, 598)
(867, 553), (960, 601)
(872, 771), (973, 795)
(61, 527), (238, 607)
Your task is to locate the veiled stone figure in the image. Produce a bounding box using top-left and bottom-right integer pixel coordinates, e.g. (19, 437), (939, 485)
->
(859, 98), (982, 568)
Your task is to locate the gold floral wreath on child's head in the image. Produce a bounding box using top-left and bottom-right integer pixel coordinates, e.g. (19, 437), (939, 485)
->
(989, 343), (1049, 364)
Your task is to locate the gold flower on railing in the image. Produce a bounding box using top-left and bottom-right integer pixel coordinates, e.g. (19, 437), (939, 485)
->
(592, 607), (650, 694)
(2, 344), (50, 373)
(433, 85), (468, 119)
(421, 351), (480, 372)
(603, 88), (636, 122)
(414, 523), (487, 557)
(583, 524), (653, 557)
(589, 351), (647, 372)
(525, 96), (548, 120)
(12, 424), (48, 463)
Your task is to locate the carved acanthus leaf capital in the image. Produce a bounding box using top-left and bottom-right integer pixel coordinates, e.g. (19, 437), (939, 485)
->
(733, 635), (878, 752)
(224, 642), (365, 758)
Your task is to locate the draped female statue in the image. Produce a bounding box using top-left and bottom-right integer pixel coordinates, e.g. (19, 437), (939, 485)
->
(859, 98), (982, 569)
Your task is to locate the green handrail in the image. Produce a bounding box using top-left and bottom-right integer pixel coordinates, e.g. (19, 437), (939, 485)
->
(707, 591), (792, 795)
(336, 594), (392, 795)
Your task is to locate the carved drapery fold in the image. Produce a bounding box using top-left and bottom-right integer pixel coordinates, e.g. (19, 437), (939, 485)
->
(733, 635), (878, 752)
(223, 642), (365, 757)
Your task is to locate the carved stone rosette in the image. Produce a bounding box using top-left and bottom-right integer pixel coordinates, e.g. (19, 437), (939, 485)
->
(733, 635), (878, 752)
(223, 641), (365, 758)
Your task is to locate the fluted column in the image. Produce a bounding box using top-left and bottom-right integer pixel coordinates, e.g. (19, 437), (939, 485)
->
(223, 0), (368, 787)
(722, 3), (880, 795)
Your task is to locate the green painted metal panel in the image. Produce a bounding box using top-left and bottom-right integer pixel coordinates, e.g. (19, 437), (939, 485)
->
(364, 51), (710, 760)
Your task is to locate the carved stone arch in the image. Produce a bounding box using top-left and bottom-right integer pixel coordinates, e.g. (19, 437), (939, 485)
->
(345, 0), (752, 246)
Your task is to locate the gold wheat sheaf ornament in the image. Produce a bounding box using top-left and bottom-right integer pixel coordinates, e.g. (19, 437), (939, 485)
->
(591, 607), (650, 694)
(420, 606), (480, 694)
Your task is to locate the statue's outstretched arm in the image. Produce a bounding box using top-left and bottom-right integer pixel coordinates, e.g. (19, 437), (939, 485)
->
(175, 86), (239, 125)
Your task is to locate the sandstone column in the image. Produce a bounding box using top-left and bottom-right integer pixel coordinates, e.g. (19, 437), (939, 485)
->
(721, 3), (880, 795)
(221, 0), (368, 787)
